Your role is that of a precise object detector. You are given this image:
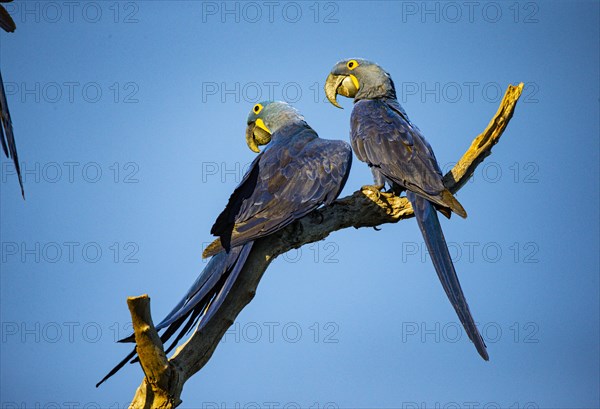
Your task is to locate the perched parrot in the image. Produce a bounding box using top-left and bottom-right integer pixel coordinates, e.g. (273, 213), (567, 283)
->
(0, 0), (24, 198)
(98, 101), (352, 386)
(325, 58), (488, 360)
(203, 100), (352, 258)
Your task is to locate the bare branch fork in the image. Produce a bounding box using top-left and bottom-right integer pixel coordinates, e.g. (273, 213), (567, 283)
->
(126, 83), (524, 408)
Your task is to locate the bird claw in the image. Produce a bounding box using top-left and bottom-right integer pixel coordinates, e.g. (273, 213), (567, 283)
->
(361, 184), (385, 200)
(373, 226), (382, 231)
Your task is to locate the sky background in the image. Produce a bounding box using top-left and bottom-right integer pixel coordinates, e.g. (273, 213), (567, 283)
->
(0, 1), (598, 408)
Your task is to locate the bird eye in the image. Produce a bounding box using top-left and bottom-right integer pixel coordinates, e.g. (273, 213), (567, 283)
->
(347, 60), (359, 70)
(253, 103), (263, 114)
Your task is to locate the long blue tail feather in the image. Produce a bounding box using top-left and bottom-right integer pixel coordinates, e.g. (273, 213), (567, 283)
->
(407, 191), (488, 360)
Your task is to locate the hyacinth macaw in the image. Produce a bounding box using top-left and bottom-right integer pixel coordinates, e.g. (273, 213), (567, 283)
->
(98, 101), (352, 386)
(0, 0), (24, 198)
(325, 58), (488, 360)
(203, 100), (352, 258)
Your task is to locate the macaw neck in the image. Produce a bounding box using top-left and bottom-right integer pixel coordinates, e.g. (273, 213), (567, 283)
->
(269, 118), (309, 136)
(353, 97), (412, 125)
(266, 111), (306, 134)
(354, 76), (397, 101)
(269, 120), (316, 144)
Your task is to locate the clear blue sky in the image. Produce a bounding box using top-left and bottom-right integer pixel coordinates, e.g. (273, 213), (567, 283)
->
(1, 1), (598, 408)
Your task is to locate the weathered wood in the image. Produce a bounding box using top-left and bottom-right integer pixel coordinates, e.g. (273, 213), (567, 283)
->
(127, 295), (183, 408)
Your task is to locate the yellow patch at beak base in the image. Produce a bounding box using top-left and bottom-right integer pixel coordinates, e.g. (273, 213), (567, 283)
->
(255, 118), (271, 134)
(350, 74), (360, 90)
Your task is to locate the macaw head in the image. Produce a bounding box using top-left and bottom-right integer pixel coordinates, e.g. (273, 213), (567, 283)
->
(325, 58), (396, 108)
(245, 101), (304, 152)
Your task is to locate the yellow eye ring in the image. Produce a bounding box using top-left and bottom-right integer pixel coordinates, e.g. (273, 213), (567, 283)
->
(253, 103), (263, 114)
(347, 59), (359, 70)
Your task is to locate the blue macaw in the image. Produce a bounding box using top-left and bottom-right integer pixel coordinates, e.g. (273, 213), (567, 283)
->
(0, 0), (24, 198)
(325, 59), (488, 360)
(98, 101), (352, 386)
(203, 101), (352, 258)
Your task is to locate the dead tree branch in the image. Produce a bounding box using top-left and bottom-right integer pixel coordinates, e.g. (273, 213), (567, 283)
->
(127, 83), (524, 408)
